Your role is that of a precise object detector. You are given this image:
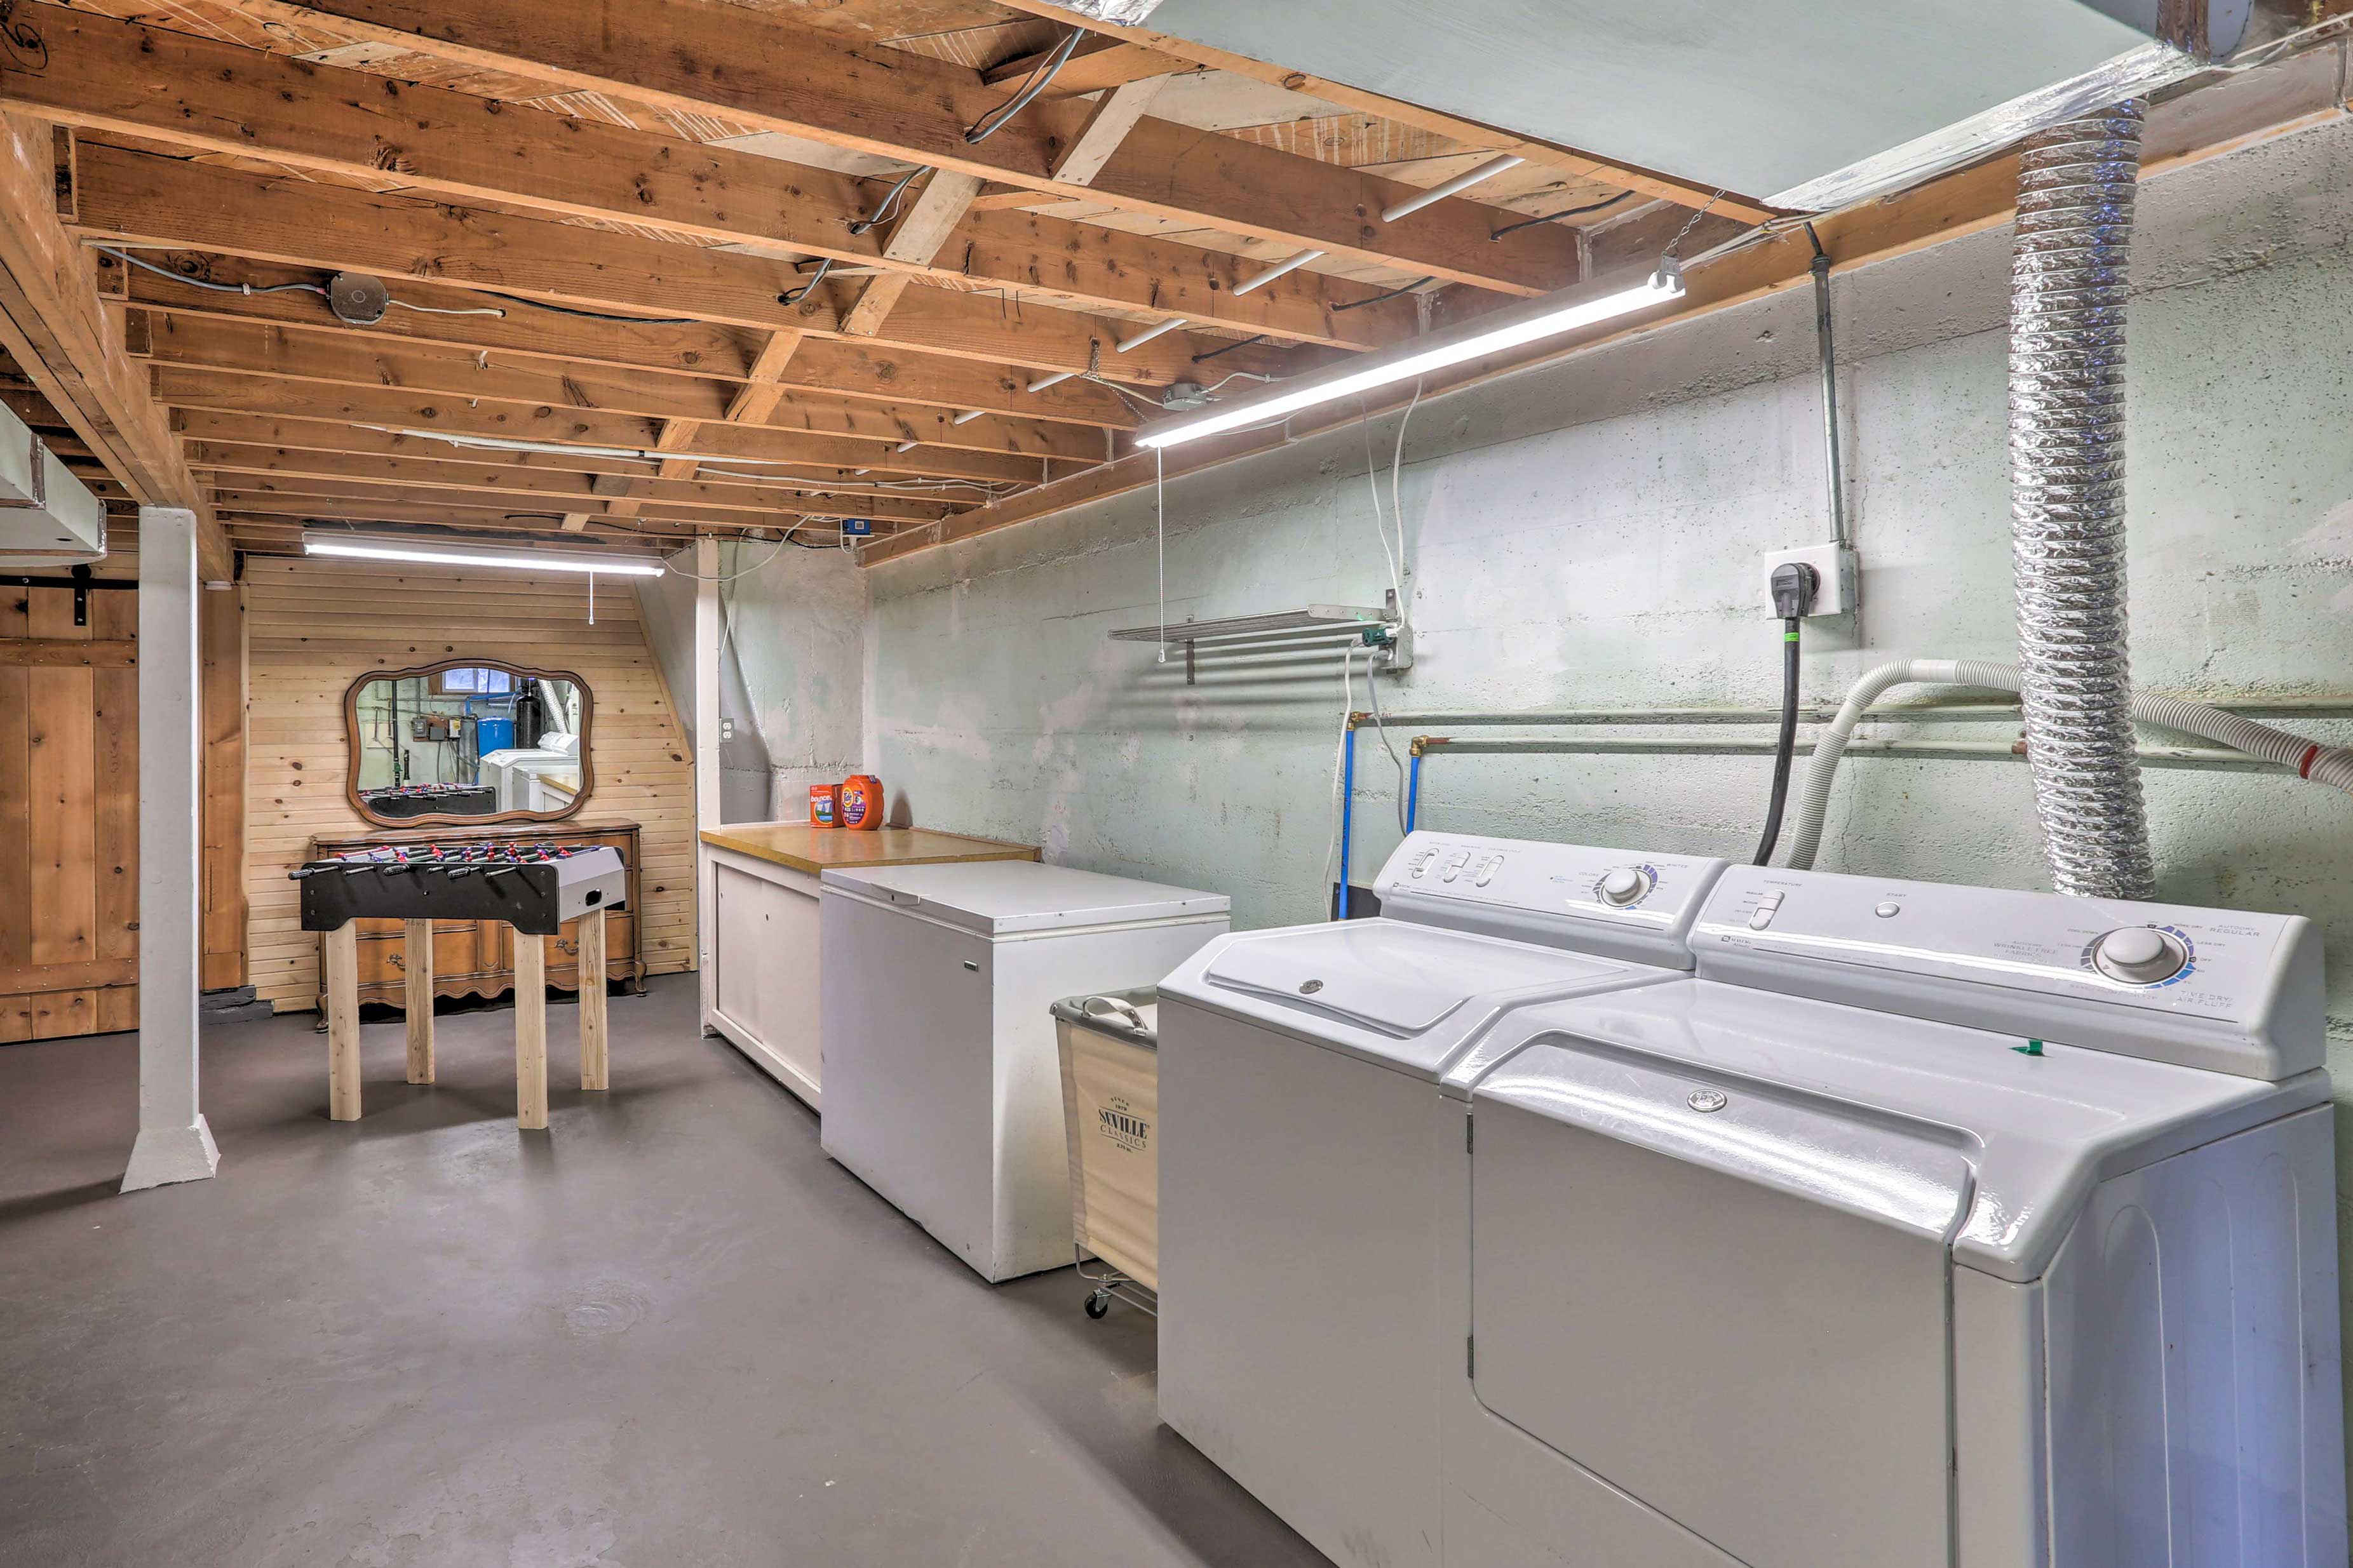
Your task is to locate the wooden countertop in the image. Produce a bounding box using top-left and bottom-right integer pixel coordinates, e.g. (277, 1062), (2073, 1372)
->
(699, 822), (1040, 876)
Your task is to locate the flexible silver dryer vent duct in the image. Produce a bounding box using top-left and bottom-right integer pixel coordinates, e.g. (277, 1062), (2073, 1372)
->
(2009, 100), (2154, 899)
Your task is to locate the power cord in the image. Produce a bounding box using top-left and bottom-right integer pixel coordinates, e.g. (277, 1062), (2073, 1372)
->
(1752, 561), (1819, 864)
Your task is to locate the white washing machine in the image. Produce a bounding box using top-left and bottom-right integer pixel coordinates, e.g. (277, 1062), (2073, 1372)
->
(483, 733), (579, 812)
(1155, 833), (1731, 1568)
(1436, 864), (2345, 1568)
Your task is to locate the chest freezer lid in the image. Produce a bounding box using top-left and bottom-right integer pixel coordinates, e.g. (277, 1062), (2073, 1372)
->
(1459, 979), (2321, 1280)
(819, 859), (1228, 935)
(1160, 919), (1655, 1082)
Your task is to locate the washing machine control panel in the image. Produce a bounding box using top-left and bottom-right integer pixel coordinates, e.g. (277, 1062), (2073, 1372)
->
(1377, 833), (1730, 969)
(1694, 866), (2324, 1080)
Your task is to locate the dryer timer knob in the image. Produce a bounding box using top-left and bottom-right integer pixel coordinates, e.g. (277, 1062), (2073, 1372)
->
(1599, 868), (1648, 906)
(2093, 927), (2187, 986)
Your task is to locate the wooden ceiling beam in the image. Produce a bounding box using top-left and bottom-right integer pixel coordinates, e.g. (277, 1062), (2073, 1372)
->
(156, 383), (1063, 486)
(858, 43), (2352, 566)
(8, 4), (1410, 352)
(171, 409), (915, 493)
(987, 0), (1779, 224)
(201, 0), (1580, 296)
(0, 115), (225, 573)
(68, 140), (1264, 394)
(140, 336), (1110, 464)
(121, 290), (1138, 432)
(208, 479), (908, 533)
(191, 443), (958, 523)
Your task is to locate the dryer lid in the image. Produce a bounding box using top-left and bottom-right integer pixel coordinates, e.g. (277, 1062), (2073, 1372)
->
(1183, 921), (1636, 1081)
(1470, 1035), (1972, 1568)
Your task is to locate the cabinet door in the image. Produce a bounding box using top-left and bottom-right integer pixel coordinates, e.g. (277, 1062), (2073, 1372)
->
(818, 895), (995, 1271)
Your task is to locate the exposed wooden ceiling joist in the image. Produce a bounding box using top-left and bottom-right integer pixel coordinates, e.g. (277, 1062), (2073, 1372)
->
(858, 43), (2353, 566)
(159, 386), (1065, 486)
(4, 4), (1418, 353)
(988, 0), (1779, 224)
(65, 138), (1264, 398)
(0, 112), (226, 574)
(196, 0), (1584, 295)
(122, 291), (1141, 434)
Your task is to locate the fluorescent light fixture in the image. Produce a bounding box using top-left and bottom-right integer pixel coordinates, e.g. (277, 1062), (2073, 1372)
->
(1138, 264), (1686, 450)
(301, 529), (665, 577)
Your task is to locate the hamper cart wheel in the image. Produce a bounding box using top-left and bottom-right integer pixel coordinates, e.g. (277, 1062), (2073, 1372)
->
(1085, 1290), (1111, 1320)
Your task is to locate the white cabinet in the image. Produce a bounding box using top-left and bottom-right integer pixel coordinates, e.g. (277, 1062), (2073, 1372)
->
(707, 850), (826, 1108)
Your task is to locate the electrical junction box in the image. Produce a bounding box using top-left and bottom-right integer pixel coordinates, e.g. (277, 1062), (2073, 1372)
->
(0, 401), (105, 566)
(839, 517), (875, 537)
(1760, 542), (1857, 619)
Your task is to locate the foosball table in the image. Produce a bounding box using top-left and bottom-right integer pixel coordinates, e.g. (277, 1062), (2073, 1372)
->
(292, 841), (630, 1129)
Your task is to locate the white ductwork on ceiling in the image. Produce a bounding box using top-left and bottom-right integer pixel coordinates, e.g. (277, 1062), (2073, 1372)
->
(1075, 0), (2254, 211)
(0, 401), (105, 566)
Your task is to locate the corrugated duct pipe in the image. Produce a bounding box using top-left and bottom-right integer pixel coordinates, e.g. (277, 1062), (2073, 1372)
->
(1778, 660), (2353, 871)
(2009, 101), (2155, 898)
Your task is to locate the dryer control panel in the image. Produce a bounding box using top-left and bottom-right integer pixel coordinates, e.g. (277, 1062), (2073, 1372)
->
(1695, 866), (2325, 1080)
(1375, 831), (1729, 970)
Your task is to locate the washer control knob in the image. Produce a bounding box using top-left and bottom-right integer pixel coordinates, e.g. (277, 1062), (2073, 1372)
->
(1598, 867), (1649, 907)
(2093, 927), (2187, 986)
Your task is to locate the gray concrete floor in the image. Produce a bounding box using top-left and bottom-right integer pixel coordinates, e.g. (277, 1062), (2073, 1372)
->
(0, 976), (1328, 1567)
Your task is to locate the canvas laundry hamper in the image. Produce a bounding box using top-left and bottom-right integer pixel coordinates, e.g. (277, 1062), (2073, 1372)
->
(1053, 988), (1161, 1311)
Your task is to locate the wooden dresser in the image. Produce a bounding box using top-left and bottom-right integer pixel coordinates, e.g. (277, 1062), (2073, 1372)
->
(309, 821), (645, 1014)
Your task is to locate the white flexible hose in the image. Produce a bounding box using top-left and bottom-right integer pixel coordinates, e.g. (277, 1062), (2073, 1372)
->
(1781, 660), (2353, 870)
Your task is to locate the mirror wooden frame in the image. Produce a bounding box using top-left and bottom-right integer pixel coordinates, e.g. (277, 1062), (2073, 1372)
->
(342, 658), (596, 828)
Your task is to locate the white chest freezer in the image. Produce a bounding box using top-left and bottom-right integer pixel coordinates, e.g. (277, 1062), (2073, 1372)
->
(1154, 833), (1730, 1568)
(1441, 865), (2344, 1568)
(819, 859), (1228, 1282)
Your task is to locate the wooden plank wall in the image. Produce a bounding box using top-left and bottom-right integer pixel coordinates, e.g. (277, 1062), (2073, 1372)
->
(241, 558), (696, 1012)
(0, 559), (140, 1041)
(201, 586), (247, 990)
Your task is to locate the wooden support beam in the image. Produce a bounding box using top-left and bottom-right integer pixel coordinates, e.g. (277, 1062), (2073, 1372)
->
(159, 390), (1058, 486)
(127, 306), (1133, 437)
(191, 443), (957, 523)
(199, 0), (1581, 297)
(0, 117), (224, 575)
(9, 2), (1418, 350)
(69, 141), (1255, 392)
(170, 409), (939, 492)
(1051, 77), (1168, 186)
(205, 475), (952, 532)
(858, 46), (2353, 567)
(145, 346), (1105, 462)
(988, 0), (1779, 224)
(841, 172), (987, 340)
(105, 255), (1147, 428)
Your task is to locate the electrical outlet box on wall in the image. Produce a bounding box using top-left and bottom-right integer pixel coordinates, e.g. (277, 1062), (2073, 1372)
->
(1760, 543), (1858, 618)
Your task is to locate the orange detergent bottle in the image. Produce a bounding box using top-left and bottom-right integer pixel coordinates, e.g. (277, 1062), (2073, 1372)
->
(839, 774), (884, 831)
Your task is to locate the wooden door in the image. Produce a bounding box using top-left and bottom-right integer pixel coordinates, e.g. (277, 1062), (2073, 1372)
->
(0, 576), (140, 1041)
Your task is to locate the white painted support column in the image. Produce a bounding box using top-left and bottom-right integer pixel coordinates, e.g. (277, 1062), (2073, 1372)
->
(121, 506), (220, 1193)
(694, 535), (722, 1035)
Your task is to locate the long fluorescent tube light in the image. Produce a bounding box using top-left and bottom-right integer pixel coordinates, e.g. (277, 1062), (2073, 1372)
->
(301, 529), (665, 577)
(1138, 265), (1686, 450)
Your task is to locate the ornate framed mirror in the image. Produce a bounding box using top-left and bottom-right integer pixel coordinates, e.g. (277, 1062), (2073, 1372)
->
(343, 659), (595, 827)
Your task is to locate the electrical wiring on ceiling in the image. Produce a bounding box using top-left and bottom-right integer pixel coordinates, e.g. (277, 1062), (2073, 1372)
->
(1194, 334), (1271, 363)
(476, 290), (699, 326)
(1488, 191), (1634, 241)
(849, 167), (925, 236)
(97, 246), (325, 299)
(1332, 276), (1437, 313)
(964, 29), (1086, 144)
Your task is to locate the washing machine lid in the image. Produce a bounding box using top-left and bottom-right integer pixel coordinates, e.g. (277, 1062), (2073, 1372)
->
(819, 859), (1228, 935)
(1163, 919), (1653, 1082)
(1461, 979), (2324, 1281)
(1470, 1032), (1968, 1568)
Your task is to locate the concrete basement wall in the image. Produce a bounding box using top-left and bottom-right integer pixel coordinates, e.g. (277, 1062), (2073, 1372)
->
(853, 112), (2353, 1435)
(638, 540), (868, 823)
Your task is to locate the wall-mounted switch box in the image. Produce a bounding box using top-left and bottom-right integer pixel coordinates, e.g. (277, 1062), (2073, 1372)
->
(1760, 543), (1858, 618)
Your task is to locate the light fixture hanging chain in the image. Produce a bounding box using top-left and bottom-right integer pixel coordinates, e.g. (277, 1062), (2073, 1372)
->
(1663, 189), (1729, 260)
